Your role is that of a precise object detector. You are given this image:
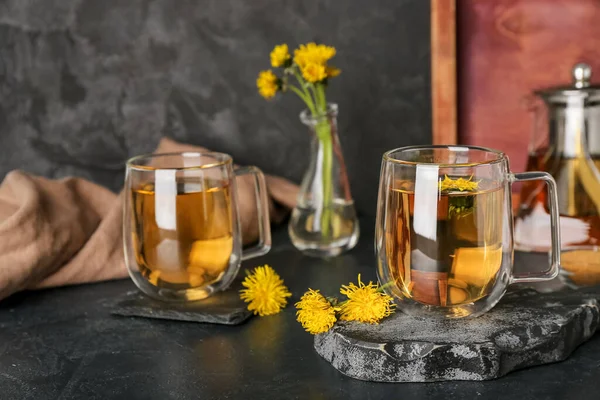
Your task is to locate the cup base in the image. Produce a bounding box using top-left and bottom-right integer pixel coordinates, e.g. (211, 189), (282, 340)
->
(381, 280), (508, 319)
(391, 298), (503, 319)
(127, 270), (219, 302)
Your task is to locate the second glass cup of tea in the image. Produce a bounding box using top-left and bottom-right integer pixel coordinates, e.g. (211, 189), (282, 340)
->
(376, 145), (561, 318)
(124, 152), (271, 302)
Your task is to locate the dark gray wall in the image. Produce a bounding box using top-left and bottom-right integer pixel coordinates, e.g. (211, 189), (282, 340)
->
(0, 0), (431, 215)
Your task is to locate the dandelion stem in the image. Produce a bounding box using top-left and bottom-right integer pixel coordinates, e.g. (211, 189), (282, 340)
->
(316, 83), (327, 111)
(289, 85), (316, 115)
(378, 281), (396, 292)
(292, 68), (317, 113)
(318, 121), (333, 238)
(309, 85), (321, 113)
(314, 83), (333, 238)
(291, 67), (333, 239)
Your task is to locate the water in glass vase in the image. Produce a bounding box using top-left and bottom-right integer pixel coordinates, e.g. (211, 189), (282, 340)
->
(289, 198), (359, 258)
(131, 182), (233, 290)
(289, 103), (360, 257)
(385, 179), (505, 308)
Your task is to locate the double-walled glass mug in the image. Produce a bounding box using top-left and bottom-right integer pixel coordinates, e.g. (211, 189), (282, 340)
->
(124, 152), (271, 302)
(375, 146), (562, 318)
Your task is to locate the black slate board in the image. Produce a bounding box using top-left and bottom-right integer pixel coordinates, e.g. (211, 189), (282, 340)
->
(315, 287), (600, 382)
(111, 285), (253, 326)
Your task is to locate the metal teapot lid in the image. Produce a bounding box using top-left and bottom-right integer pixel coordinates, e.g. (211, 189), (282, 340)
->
(535, 63), (600, 103)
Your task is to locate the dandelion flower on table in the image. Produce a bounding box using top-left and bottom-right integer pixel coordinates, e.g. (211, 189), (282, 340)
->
(338, 275), (395, 324)
(240, 265), (291, 316)
(295, 289), (338, 334)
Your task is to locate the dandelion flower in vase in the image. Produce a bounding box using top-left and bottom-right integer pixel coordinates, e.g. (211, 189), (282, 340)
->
(256, 70), (279, 100)
(293, 43), (336, 68)
(270, 44), (291, 68)
(255, 42), (359, 257)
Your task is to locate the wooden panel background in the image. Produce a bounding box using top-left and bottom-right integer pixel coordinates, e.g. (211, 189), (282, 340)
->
(431, 0), (457, 145)
(457, 0), (600, 173)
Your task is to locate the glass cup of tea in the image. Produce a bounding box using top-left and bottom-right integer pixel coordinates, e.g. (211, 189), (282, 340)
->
(375, 145), (562, 318)
(123, 152), (271, 302)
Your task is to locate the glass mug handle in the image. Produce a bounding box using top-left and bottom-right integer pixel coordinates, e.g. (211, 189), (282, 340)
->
(234, 166), (272, 259)
(509, 171), (561, 283)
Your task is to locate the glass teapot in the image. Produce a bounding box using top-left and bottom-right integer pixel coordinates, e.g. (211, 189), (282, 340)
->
(515, 63), (600, 286)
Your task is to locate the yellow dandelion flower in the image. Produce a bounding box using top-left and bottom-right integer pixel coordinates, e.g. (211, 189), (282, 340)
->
(338, 275), (395, 324)
(326, 65), (341, 78)
(438, 175), (479, 192)
(240, 265), (291, 316)
(293, 43), (336, 68)
(300, 62), (327, 83)
(295, 289), (337, 334)
(256, 70), (279, 99)
(270, 44), (291, 68)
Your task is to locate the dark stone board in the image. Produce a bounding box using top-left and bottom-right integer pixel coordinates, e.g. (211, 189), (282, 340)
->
(315, 287), (600, 382)
(111, 286), (253, 326)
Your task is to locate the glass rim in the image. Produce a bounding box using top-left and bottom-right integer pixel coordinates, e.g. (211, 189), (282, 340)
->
(126, 151), (233, 171)
(383, 145), (506, 167)
(299, 103), (338, 125)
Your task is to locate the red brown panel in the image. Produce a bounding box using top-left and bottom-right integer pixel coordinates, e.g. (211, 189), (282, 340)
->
(458, 0), (600, 173)
(432, 0), (458, 145)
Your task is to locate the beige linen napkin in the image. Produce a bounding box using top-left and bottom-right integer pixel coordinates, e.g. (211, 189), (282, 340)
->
(0, 138), (298, 300)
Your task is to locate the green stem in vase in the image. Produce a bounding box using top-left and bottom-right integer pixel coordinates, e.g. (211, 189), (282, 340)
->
(316, 83), (327, 110)
(317, 85), (333, 238)
(286, 68), (335, 239)
(317, 120), (333, 238)
(258, 43), (354, 253)
(292, 68), (317, 114)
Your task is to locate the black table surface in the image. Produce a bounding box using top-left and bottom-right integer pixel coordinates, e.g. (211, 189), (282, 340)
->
(1, 220), (600, 400)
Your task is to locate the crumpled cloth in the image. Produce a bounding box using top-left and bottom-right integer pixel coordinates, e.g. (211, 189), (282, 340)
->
(0, 138), (298, 300)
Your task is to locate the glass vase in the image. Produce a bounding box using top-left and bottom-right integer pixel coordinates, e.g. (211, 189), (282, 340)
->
(288, 103), (359, 257)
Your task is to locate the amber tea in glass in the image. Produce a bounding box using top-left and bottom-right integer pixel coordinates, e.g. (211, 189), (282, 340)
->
(124, 152), (271, 302)
(376, 146), (562, 318)
(385, 180), (504, 308)
(132, 182), (233, 289)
